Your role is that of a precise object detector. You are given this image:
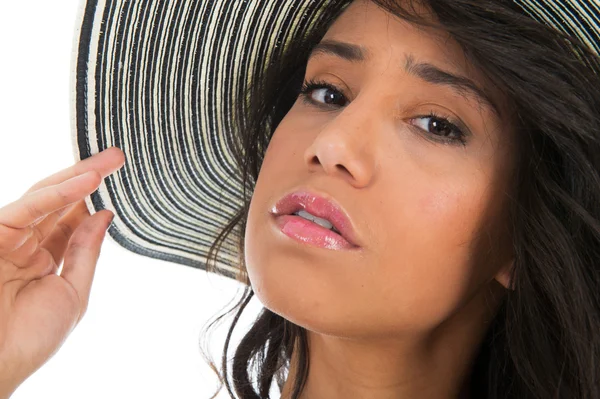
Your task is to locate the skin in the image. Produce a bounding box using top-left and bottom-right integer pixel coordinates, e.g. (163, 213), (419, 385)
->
(0, 147), (125, 397)
(244, 0), (517, 398)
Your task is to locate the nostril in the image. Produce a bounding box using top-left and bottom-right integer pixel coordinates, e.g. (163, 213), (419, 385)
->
(308, 155), (320, 166)
(307, 155), (351, 178)
(336, 164), (350, 175)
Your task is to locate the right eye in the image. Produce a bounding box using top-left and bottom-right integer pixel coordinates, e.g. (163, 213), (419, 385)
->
(299, 79), (349, 108)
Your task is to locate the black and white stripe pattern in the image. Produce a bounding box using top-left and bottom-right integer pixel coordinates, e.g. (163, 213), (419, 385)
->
(515, 0), (599, 54)
(72, 0), (338, 280)
(71, 0), (600, 280)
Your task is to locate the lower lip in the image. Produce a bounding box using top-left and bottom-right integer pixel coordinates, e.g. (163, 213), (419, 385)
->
(273, 215), (356, 250)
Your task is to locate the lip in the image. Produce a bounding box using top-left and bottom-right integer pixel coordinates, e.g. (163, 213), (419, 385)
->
(269, 189), (361, 249)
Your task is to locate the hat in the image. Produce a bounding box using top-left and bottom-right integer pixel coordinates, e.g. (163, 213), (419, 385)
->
(71, 0), (600, 282)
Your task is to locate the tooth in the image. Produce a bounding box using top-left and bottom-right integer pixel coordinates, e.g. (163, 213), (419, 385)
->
(313, 218), (334, 229)
(297, 210), (334, 230)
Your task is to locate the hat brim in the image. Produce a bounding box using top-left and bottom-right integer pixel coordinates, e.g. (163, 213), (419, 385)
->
(71, 0), (339, 280)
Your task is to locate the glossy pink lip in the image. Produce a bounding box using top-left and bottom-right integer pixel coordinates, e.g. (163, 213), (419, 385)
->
(269, 190), (361, 249)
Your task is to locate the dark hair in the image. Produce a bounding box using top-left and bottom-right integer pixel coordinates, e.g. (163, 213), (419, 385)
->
(198, 0), (600, 397)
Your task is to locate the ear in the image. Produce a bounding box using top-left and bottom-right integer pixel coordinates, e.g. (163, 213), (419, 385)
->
(494, 259), (515, 290)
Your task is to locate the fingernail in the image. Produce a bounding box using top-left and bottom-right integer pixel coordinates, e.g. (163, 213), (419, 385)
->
(106, 212), (115, 229)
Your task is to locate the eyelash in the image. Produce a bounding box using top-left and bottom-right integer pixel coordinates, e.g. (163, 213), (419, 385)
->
(298, 78), (468, 147)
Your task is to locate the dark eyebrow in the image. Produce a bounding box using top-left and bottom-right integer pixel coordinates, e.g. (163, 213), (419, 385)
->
(308, 39), (501, 118)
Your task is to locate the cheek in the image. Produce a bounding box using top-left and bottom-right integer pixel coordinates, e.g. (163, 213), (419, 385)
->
(373, 182), (493, 329)
(417, 188), (480, 285)
(255, 116), (308, 179)
(417, 189), (475, 240)
(243, 123), (305, 298)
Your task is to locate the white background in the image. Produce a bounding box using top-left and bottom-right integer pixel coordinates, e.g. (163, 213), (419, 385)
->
(0, 1), (266, 398)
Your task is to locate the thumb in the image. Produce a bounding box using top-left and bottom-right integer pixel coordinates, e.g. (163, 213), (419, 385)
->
(60, 209), (114, 324)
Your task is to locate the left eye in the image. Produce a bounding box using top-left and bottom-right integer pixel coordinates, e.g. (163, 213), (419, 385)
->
(410, 114), (465, 142)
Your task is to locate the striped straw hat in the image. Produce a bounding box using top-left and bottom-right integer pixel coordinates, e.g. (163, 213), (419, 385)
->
(71, 0), (600, 281)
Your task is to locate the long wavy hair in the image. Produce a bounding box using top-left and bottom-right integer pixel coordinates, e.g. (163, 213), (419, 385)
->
(198, 0), (600, 397)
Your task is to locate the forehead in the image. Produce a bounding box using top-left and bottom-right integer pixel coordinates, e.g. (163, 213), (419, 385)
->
(322, 0), (468, 73)
(317, 0), (512, 121)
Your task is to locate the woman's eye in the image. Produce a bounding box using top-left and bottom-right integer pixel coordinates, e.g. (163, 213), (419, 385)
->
(409, 114), (466, 144)
(299, 80), (348, 108)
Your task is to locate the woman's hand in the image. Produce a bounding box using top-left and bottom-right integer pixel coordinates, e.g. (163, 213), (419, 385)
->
(0, 147), (125, 397)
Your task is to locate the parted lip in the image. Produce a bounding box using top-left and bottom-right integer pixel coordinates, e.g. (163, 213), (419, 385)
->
(269, 188), (361, 247)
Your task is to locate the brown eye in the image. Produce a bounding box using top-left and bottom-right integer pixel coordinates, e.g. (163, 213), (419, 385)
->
(299, 79), (349, 108)
(409, 113), (468, 146)
(310, 87), (347, 106)
(414, 116), (458, 138)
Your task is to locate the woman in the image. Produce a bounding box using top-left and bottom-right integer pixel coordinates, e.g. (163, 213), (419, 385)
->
(0, 0), (598, 398)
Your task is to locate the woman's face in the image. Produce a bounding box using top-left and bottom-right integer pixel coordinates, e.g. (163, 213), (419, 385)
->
(244, 0), (516, 337)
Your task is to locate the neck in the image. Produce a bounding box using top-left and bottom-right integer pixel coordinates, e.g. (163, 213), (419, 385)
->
(280, 283), (505, 399)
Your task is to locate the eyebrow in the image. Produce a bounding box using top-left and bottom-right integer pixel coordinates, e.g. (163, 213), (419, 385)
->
(308, 39), (501, 118)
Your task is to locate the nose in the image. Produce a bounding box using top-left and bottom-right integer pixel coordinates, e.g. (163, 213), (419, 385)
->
(303, 101), (379, 188)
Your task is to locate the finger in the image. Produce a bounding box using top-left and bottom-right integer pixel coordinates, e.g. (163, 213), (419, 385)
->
(61, 210), (114, 323)
(12, 248), (58, 283)
(0, 222), (34, 254)
(0, 147), (123, 248)
(24, 146), (126, 195)
(1, 229), (41, 268)
(0, 246), (58, 295)
(0, 201), (90, 268)
(41, 200), (91, 266)
(26, 201), (78, 247)
(0, 202), (83, 266)
(0, 171), (102, 230)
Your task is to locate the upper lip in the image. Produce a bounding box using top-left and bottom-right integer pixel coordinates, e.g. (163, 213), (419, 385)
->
(270, 189), (361, 247)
